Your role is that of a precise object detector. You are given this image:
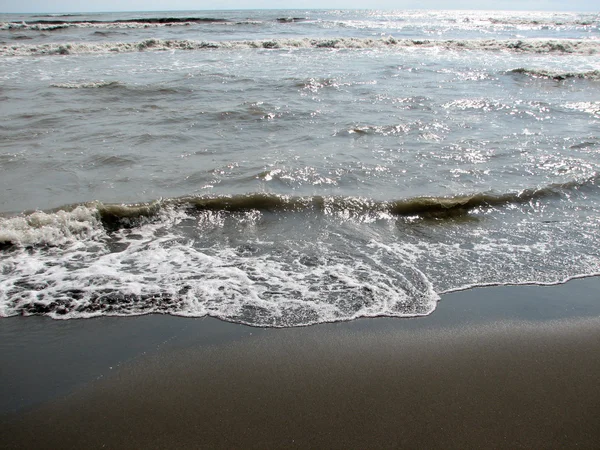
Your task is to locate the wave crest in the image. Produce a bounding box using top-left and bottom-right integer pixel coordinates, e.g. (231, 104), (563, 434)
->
(2, 38), (598, 57)
(2, 175), (597, 247)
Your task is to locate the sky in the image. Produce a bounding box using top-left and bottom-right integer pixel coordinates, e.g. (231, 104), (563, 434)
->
(0, 0), (598, 13)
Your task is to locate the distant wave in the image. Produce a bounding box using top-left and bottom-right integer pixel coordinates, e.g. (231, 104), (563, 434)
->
(487, 17), (598, 26)
(92, 30), (128, 37)
(508, 68), (600, 81)
(32, 14), (84, 18)
(7, 13), (596, 29)
(276, 17), (308, 23)
(0, 16), (288, 31)
(0, 17), (230, 32)
(1, 23), (72, 31)
(48, 80), (183, 96)
(47, 81), (189, 102)
(8, 17), (229, 25)
(4, 16), (308, 26)
(1, 37), (598, 57)
(50, 80), (121, 89)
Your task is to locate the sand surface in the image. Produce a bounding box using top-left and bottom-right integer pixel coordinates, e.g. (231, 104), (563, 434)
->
(2, 278), (600, 449)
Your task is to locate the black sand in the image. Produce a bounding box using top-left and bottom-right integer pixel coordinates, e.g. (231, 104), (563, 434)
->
(2, 278), (600, 449)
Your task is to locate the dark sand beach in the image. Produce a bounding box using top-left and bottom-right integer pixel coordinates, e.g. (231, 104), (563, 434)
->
(2, 277), (600, 449)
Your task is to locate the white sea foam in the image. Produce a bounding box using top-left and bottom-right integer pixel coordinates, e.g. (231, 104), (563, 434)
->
(2, 198), (600, 325)
(443, 98), (512, 112)
(0, 206), (104, 247)
(0, 207), (439, 325)
(563, 101), (600, 116)
(374, 219), (600, 295)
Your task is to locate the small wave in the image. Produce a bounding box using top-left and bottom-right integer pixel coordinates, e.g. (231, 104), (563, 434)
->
(389, 189), (551, 216)
(86, 154), (137, 168)
(570, 140), (599, 150)
(2, 176), (598, 248)
(2, 37), (598, 57)
(296, 77), (347, 92)
(276, 17), (308, 23)
(1, 22), (72, 31)
(488, 17), (598, 27)
(562, 101), (600, 116)
(48, 81), (183, 96)
(509, 68), (600, 81)
(92, 30), (127, 37)
(33, 14), (84, 18)
(335, 124), (410, 137)
(117, 17), (229, 24)
(95, 176), (600, 218)
(50, 80), (121, 89)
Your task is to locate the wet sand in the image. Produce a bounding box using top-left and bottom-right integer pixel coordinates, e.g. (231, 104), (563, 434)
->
(2, 278), (600, 449)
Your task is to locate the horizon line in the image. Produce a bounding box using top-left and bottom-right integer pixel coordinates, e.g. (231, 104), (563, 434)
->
(2, 7), (599, 14)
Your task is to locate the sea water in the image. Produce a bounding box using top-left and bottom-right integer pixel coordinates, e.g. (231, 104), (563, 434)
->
(1, 9), (599, 326)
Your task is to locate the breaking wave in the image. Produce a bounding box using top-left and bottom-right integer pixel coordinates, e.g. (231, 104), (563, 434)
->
(2, 175), (600, 326)
(0, 200), (439, 326)
(1, 37), (598, 57)
(1, 175), (598, 247)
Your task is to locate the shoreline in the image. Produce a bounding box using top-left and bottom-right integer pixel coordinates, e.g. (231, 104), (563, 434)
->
(2, 277), (600, 448)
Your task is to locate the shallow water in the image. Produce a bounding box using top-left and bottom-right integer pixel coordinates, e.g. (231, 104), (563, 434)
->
(1, 10), (599, 326)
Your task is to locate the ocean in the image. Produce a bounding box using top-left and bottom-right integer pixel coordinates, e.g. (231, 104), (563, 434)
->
(0, 9), (599, 327)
